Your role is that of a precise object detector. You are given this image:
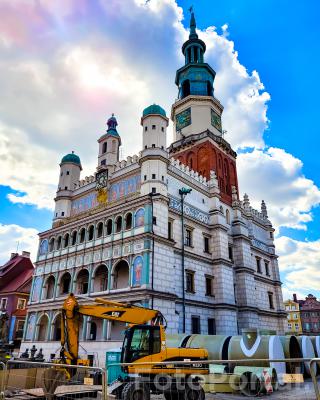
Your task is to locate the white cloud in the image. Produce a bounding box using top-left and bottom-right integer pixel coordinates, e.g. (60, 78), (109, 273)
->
(276, 236), (320, 298)
(0, 223), (38, 264)
(237, 147), (320, 230)
(0, 0), (271, 210)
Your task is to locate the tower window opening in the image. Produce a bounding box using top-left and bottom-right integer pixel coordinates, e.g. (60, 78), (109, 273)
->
(88, 225), (94, 241)
(207, 81), (213, 97)
(64, 186), (68, 190)
(61, 212), (65, 216)
(106, 219), (113, 235)
(182, 80), (190, 98)
(152, 125), (156, 130)
(145, 126), (148, 131)
(66, 171), (70, 175)
(102, 142), (107, 153)
(145, 145), (147, 149)
(79, 228), (86, 243)
(152, 174), (156, 179)
(161, 127), (164, 132)
(71, 231), (77, 245)
(144, 175), (147, 181)
(101, 159), (106, 166)
(115, 216), (122, 233)
(152, 144), (155, 148)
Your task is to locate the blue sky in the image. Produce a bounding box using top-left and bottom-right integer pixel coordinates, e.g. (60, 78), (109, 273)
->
(0, 0), (319, 300)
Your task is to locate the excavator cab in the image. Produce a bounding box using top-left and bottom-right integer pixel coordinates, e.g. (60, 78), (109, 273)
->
(121, 325), (162, 364)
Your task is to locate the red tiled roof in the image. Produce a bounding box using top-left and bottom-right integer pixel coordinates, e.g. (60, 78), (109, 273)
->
(0, 254), (34, 293)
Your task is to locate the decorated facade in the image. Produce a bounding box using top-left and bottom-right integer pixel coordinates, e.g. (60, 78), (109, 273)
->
(22, 12), (286, 365)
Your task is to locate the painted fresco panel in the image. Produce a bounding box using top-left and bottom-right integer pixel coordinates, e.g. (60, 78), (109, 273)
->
(109, 175), (141, 202)
(32, 277), (43, 302)
(134, 208), (145, 227)
(132, 256), (143, 287)
(71, 193), (98, 216)
(25, 314), (36, 341)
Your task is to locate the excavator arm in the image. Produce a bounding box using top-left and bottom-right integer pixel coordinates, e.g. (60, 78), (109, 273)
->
(60, 293), (164, 365)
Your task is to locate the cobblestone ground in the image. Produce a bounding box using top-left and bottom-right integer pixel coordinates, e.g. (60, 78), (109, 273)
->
(152, 379), (318, 399)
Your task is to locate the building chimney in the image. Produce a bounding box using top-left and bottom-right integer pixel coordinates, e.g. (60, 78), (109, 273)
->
(10, 253), (18, 259)
(22, 251), (30, 258)
(293, 293), (298, 302)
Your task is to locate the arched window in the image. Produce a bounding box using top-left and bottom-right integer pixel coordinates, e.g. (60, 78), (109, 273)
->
(52, 314), (61, 341)
(181, 80), (190, 98)
(45, 276), (55, 299)
(77, 269), (89, 294)
(93, 265), (108, 292)
(226, 209), (230, 225)
(112, 260), (129, 289)
(60, 272), (71, 295)
(71, 231), (77, 245)
(56, 236), (62, 250)
(115, 216), (122, 233)
(102, 142), (107, 153)
(186, 152), (196, 171)
(49, 238), (55, 252)
(96, 222), (104, 238)
(106, 219), (113, 235)
(125, 213), (133, 230)
(89, 321), (97, 341)
(63, 233), (69, 248)
(79, 228), (86, 243)
(88, 225), (94, 241)
(37, 315), (49, 341)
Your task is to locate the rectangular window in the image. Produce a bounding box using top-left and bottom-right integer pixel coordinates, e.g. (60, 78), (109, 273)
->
(153, 216), (157, 225)
(186, 271), (195, 293)
(101, 159), (106, 165)
(256, 257), (261, 273)
(185, 228), (192, 247)
(208, 318), (216, 335)
(61, 212), (65, 216)
(17, 298), (26, 310)
(15, 320), (25, 339)
(203, 236), (210, 253)
(228, 246), (233, 261)
(268, 291), (274, 309)
(152, 125), (156, 130)
(0, 298), (7, 310)
(151, 187), (156, 194)
(66, 171), (70, 175)
(64, 186), (68, 190)
(152, 174), (156, 179)
(265, 261), (270, 276)
(191, 316), (201, 334)
(144, 175), (147, 181)
(295, 323), (299, 330)
(205, 276), (214, 297)
(168, 220), (173, 240)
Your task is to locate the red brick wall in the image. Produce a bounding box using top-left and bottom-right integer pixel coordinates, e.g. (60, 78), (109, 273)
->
(171, 140), (239, 205)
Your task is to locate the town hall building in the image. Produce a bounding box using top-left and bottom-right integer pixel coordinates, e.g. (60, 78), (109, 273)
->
(22, 12), (286, 365)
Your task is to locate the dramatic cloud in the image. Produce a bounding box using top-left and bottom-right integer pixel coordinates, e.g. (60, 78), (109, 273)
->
(276, 236), (320, 299)
(0, 0), (270, 210)
(0, 223), (39, 264)
(237, 147), (320, 230)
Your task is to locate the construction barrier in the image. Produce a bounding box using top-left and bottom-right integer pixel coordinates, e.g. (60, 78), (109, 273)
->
(0, 361), (6, 399)
(3, 359), (106, 400)
(106, 357), (319, 399)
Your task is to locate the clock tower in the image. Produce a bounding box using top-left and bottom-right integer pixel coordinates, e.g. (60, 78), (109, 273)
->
(169, 10), (239, 205)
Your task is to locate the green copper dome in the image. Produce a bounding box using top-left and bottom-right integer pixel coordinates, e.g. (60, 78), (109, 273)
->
(61, 151), (81, 165)
(143, 104), (166, 118)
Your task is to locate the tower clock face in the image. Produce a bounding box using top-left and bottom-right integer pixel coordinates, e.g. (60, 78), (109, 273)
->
(176, 108), (191, 131)
(96, 170), (108, 189)
(211, 109), (222, 132)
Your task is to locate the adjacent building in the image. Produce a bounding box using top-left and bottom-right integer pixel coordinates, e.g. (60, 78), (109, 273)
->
(299, 294), (320, 335)
(21, 12), (286, 365)
(284, 298), (302, 334)
(0, 252), (34, 347)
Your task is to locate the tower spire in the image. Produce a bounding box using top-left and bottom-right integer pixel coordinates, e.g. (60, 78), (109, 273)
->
(189, 6), (198, 39)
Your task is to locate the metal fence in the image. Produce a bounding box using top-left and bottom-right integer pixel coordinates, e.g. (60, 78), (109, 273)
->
(106, 357), (320, 399)
(2, 360), (106, 400)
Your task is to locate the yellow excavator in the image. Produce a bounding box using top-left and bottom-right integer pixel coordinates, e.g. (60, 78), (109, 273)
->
(59, 293), (208, 400)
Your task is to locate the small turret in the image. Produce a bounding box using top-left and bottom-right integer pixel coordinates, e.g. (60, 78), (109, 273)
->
(140, 104), (169, 197)
(97, 114), (121, 175)
(53, 151), (82, 225)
